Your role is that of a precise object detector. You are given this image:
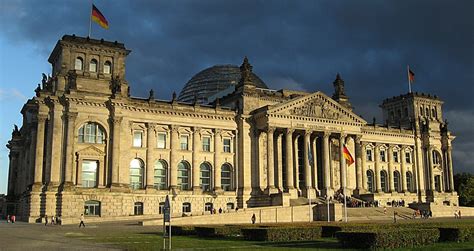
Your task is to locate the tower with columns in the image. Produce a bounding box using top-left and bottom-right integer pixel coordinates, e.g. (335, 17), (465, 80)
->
(6, 35), (458, 223)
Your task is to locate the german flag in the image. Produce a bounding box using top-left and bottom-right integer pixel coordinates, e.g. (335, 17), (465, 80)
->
(91, 4), (109, 29)
(408, 69), (415, 83)
(342, 144), (355, 166)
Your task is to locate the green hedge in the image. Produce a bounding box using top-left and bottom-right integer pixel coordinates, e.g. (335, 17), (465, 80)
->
(171, 226), (195, 235)
(439, 227), (474, 242)
(336, 228), (440, 249)
(242, 227), (322, 242)
(194, 226), (243, 238)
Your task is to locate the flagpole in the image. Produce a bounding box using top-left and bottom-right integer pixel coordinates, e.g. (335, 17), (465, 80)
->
(88, 1), (92, 37)
(407, 65), (412, 93)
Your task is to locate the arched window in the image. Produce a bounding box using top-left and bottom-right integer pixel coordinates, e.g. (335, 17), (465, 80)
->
(104, 61), (112, 74)
(159, 202), (165, 214)
(200, 162), (212, 191)
(419, 106), (423, 116)
(154, 160), (167, 190)
(432, 150), (442, 165)
(82, 160), (98, 188)
(393, 171), (401, 192)
(221, 163), (232, 191)
(130, 158), (144, 189)
(89, 59), (98, 72)
(78, 122), (105, 144)
(75, 57), (83, 70)
(178, 161), (190, 190)
(367, 170), (374, 193)
(84, 200), (100, 216)
(182, 202), (191, 213)
(380, 170), (388, 193)
(204, 202), (213, 212)
(425, 107), (429, 117)
(406, 171), (414, 192)
(134, 202), (143, 215)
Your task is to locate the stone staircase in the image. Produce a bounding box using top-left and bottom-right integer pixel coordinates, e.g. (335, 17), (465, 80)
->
(346, 207), (415, 221)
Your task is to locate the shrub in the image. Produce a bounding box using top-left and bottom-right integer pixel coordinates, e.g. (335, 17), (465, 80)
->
(336, 228), (440, 249)
(439, 227), (474, 242)
(242, 227), (322, 242)
(195, 226), (243, 238)
(171, 226), (195, 235)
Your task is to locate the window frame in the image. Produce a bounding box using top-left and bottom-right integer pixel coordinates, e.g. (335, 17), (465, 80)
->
(75, 57), (83, 71)
(200, 162), (211, 191)
(366, 149), (373, 161)
(133, 131), (143, 148)
(180, 135), (189, 150)
(78, 122), (105, 144)
(157, 132), (167, 149)
(221, 163), (232, 191)
(182, 202), (191, 213)
(223, 138), (231, 153)
(130, 158), (144, 190)
(202, 136), (211, 152)
(103, 60), (112, 74)
(89, 58), (98, 72)
(154, 160), (167, 190)
(81, 160), (98, 188)
(177, 161), (190, 190)
(84, 200), (101, 216)
(134, 202), (144, 215)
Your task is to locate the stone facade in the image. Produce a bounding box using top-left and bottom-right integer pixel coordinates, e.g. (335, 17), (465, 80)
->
(6, 35), (458, 223)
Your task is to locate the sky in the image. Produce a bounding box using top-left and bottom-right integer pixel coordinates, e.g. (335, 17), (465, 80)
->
(0, 0), (472, 194)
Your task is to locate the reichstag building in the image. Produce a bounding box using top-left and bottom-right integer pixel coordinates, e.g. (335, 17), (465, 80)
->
(6, 35), (458, 223)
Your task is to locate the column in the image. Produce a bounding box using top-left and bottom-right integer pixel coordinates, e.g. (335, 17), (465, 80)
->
(33, 114), (47, 185)
(354, 136), (363, 193)
(414, 137), (425, 194)
(145, 123), (155, 188)
(428, 147), (435, 191)
(294, 135), (300, 190)
(388, 145), (395, 192)
(401, 147), (407, 192)
(361, 142), (367, 191)
(447, 145), (454, 192)
(192, 127), (201, 191)
(285, 128), (294, 189)
(111, 116), (122, 185)
(64, 112), (77, 186)
(312, 136), (318, 192)
(170, 125), (179, 189)
(374, 144), (382, 193)
(323, 132), (331, 196)
(339, 134), (346, 191)
(266, 127), (276, 193)
(214, 129), (222, 191)
(277, 133), (283, 191)
(49, 106), (63, 186)
(304, 131), (312, 192)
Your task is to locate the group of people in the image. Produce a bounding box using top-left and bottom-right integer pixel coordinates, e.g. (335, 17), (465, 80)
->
(412, 209), (432, 219)
(6, 215), (16, 223)
(389, 199), (406, 207)
(44, 214), (62, 225)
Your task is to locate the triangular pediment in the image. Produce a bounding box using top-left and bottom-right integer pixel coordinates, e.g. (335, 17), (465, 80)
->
(267, 91), (366, 124)
(76, 145), (105, 157)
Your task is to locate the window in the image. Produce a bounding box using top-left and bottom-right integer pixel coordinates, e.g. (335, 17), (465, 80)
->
(223, 138), (231, 153)
(180, 135), (189, 150)
(177, 161), (190, 190)
(200, 162), (211, 191)
(397, 109), (401, 118)
(130, 158), (144, 189)
(157, 133), (166, 149)
(89, 59), (97, 72)
(366, 149), (373, 161)
(367, 170), (374, 193)
(204, 202), (213, 212)
(393, 151), (399, 163)
(434, 175), (441, 192)
(134, 202), (143, 215)
(380, 150), (386, 162)
(380, 171), (388, 193)
(104, 61), (112, 74)
(159, 202), (165, 214)
(202, 136), (211, 152)
(75, 57), (83, 70)
(78, 122), (105, 144)
(182, 202), (191, 213)
(226, 203), (234, 210)
(393, 171), (401, 192)
(405, 152), (411, 163)
(84, 200), (100, 216)
(133, 131), (143, 147)
(82, 160), (98, 188)
(419, 106), (423, 116)
(221, 163), (232, 191)
(425, 107), (429, 117)
(406, 171), (414, 192)
(154, 160), (167, 190)
(404, 107), (408, 117)
(432, 150), (441, 165)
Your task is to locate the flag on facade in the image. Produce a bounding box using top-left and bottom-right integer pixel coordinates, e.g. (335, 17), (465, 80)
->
(91, 4), (109, 29)
(342, 144), (354, 166)
(408, 68), (415, 83)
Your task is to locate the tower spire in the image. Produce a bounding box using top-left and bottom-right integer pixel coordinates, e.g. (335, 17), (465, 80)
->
(332, 73), (352, 110)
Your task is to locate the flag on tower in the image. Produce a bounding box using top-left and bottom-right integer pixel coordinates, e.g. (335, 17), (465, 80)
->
(91, 4), (109, 29)
(408, 68), (415, 83)
(342, 144), (354, 166)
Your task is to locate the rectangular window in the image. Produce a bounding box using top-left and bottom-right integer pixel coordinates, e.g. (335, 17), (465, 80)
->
(366, 149), (373, 161)
(223, 138), (231, 153)
(82, 160), (98, 188)
(202, 136), (211, 152)
(180, 135), (189, 150)
(393, 151), (399, 163)
(182, 203), (191, 213)
(157, 133), (166, 149)
(380, 150), (386, 162)
(405, 152), (411, 163)
(133, 131), (143, 147)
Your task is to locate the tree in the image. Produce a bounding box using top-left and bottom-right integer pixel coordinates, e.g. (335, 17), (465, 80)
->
(454, 173), (474, 207)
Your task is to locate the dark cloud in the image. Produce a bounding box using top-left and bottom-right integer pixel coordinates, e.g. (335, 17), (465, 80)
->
(0, 0), (472, 173)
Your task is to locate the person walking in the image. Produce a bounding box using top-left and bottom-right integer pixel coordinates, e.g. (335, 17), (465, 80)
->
(251, 213), (256, 224)
(7, 215), (10, 223)
(44, 215), (48, 226)
(79, 214), (85, 228)
(51, 215), (55, 225)
(11, 215), (15, 224)
(458, 210), (461, 219)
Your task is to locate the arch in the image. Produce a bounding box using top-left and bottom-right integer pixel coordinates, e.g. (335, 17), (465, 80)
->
(221, 163), (233, 191)
(366, 170), (375, 193)
(178, 161), (190, 190)
(89, 58), (98, 72)
(134, 202), (143, 215)
(432, 150), (442, 165)
(104, 60), (112, 74)
(84, 200), (100, 216)
(154, 160), (168, 190)
(75, 57), (83, 70)
(200, 162), (212, 191)
(380, 170), (388, 193)
(130, 158), (144, 189)
(393, 171), (401, 192)
(78, 122), (106, 144)
(406, 171), (414, 192)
